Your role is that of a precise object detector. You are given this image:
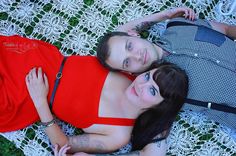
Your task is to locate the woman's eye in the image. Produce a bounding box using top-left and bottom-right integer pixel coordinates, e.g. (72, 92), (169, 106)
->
(128, 42), (132, 51)
(144, 72), (150, 81)
(150, 87), (156, 96)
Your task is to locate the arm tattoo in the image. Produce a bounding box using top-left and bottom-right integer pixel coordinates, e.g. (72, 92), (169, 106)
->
(156, 141), (161, 148)
(95, 151), (140, 156)
(156, 139), (167, 148)
(69, 135), (106, 152)
(69, 134), (89, 148)
(133, 21), (156, 33)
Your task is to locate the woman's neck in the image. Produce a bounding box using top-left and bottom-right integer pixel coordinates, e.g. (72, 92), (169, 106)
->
(99, 72), (143, 119)
(119, 96), (144, 119)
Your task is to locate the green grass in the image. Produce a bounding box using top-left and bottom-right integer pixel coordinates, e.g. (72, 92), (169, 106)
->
(0, 135), (24, 156)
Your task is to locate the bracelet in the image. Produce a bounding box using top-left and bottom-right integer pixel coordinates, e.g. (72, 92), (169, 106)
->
(40, 118), (57, 128)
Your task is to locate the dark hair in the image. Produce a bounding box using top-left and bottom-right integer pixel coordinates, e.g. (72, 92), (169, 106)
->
(131, 62), (189, 150)
(96, 31), (130, 72)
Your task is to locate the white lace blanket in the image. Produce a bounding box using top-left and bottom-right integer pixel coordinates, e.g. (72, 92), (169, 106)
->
(0, 0), (236, 155)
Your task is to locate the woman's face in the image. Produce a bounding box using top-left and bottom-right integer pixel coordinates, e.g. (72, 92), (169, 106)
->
(125, 69), (164, 108)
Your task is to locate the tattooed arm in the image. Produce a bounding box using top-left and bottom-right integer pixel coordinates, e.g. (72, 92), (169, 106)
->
(94, 138), (167, 156)
(65, 124), (133, 154)
(117, 7), (196, 34)
(25, 68), (131, 154)
(26, 67), (166, 155)
(54, 139), (167, 156)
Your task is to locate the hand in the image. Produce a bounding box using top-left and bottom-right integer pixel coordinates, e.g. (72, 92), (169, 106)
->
(25, 67), (49, 108)
(166, 7), (196, 21)
(53, 144), (71, 156)
(53, 144), (95, 156)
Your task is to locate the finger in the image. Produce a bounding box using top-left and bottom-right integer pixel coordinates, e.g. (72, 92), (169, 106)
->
(188, 10), (192, 20)
(29, 67), (36, 79)
(192, 10), (197, 20)
(26, 72), (33, 85)
(59, 144), (69, 155)
(53, 144), (59, 155)
(188, 9), (192, 20)
(61, 144), (69, 150)
(28, 70), (33, 80)
(44, 73), (49, 89)
(187, 9), (192, 20)
(38, 67), (43, 79)
(25, 74), (30, 85)
(184, 10), (188, 18)
(190, 9), (195, 20)
(189, 9), (192, 18)
(62, 146), (71, 154)
(187, 9), (191, 20)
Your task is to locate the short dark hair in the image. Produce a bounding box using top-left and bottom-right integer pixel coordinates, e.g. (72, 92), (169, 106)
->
(96, 31), (130, 72)
(131, 62), (189, 150)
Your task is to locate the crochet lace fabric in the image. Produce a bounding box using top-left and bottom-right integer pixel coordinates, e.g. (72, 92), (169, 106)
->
(0, 0), (236, 155)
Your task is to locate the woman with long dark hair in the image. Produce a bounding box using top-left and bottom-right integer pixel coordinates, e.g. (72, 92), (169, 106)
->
(0, 35), (188, 154)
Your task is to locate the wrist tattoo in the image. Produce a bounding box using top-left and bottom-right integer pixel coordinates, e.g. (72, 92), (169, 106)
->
(133, 21), (156, 33)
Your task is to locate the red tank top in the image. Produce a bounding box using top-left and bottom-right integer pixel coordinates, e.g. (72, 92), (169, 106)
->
(53, 56), (135, 128)
(0, 35), (134, 132)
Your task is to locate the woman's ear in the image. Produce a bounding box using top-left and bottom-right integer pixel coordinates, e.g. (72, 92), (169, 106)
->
(127, 30), (141, 37)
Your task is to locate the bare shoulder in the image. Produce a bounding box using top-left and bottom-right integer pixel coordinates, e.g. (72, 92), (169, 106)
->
(108, 71), (131, 81)
(105, 72), (132, 88)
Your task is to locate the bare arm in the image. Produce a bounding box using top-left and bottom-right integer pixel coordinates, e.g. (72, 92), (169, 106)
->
(25, 67), (69, 147)
(95, 139), (167, 156)
(53, 138), (167, 156)
(117, 7), (196, 35)
(25, 67), (129, 154)
(67, 131), (130, 153)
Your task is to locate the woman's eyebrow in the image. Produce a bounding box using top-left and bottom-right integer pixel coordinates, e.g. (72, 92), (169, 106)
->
(152, 73), (159, 93)
(153, 86), (158, 93)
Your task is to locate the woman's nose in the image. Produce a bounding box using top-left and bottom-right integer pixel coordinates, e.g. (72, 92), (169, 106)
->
(137, 81), (148, 92)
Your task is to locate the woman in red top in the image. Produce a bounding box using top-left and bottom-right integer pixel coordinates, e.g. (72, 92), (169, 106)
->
(0, 35), (188, 154)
